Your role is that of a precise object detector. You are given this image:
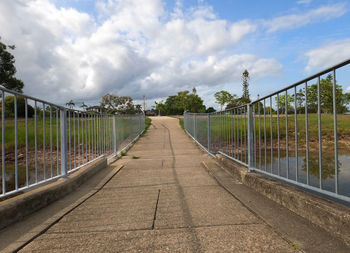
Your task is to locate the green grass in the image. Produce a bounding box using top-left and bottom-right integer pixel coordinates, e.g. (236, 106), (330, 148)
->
(132, 155), (140, 159)
(140, 117), (152, 137)
(179, 118), (184, 131)
(0, 116), (148, 151)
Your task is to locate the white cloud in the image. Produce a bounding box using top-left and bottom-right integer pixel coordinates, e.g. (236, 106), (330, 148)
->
(304, 39), (350, 71)
(265, 3), (347, 33)
(297, 0), (312, 5)
(0, 0), (280, 106)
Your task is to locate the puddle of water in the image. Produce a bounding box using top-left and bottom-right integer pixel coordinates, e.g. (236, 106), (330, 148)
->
(251, 148), (350, 198)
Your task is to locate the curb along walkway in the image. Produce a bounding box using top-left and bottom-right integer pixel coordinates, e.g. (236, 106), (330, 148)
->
(19, 117), (298, 252)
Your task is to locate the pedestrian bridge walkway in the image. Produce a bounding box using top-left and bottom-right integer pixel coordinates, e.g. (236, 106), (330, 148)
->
(1, 117), (349, 252)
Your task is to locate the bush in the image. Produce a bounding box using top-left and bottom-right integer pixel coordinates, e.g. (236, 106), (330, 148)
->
(0, 96), (34, 118)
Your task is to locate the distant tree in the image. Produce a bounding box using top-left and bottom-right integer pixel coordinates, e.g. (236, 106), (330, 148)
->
(242, 69), (250, 102)
(3, 96), (34, 118)
(344, 92), (350, 111)
(135, 104), (142, 113)
(306, 74), (347, 113)
(66, 100), (75, 109)
(100, 94), (135, 114)
(155, 90), (206, 115)
(206, 107), (216, 113)
(81, 102), (87, 111)
(185, 93), (206, 113)
(214, 90), (232, 111)
(192, 87), (197, 94)
(0, 37), (24, 92)
(155, 101), (166, 116)
(225, 94), (241, 110)
(275, 94), (294, 114)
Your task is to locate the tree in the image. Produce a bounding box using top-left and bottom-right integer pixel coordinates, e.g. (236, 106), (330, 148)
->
(192, 87), (197, 94)
(81, 102), (87, 111)
(306, 74), (347, 113)
(66, 100), (75, 109)
(2, 96), (34, 118)
(185, 93), (206, 113)
(100, 94), (135, 114)
(206, 107), (216, 113)
(225, 94), (241, 110)
(0, 37), (24, 92)
(344, 92), (350, 110)
(135, 104), (143, 113)
(242, 69), (250, 101)
(214, 90), (232, 111)
(154, 90), (206, 115)
(275, 94), (294, 114)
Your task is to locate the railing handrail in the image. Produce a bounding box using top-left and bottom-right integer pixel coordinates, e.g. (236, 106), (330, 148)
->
(252, 58), (350, 104)
(0, 85), (146, 198)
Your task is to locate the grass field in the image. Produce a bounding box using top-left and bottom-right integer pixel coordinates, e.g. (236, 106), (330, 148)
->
(0, 116), (144, 150)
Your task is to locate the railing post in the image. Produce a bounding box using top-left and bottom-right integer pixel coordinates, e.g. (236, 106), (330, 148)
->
(113, 115), (117, 155)
(184, 112), (186, 130)
(60, 108), (68, 176)
(194, 114), (197, 139)
(207, 114), (211, 152)
(247, 104), (254, 171)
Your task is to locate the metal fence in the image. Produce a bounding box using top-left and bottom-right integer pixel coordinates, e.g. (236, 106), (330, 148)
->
(0, 86), (145, 198)
(185, 58), (350, 203)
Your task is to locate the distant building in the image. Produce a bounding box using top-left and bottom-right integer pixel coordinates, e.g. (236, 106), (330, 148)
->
(86, 106), (103, 113)
(145, 110), (157, 116)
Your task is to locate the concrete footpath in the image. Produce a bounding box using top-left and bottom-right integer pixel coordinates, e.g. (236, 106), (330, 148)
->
(3, 117), (349, 252)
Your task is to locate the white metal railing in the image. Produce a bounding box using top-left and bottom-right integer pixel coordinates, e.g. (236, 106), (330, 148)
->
(185, 58), (350, 204)
(0, 86), (145, 198)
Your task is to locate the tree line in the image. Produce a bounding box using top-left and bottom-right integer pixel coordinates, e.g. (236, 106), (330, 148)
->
(155, 88), (215, 115)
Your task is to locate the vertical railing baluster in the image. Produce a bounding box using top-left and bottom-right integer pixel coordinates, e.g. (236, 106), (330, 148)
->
(25, 99), (29, 186)
(78, 112), (80, 166)
(34, 101), (38, 183)
(277, 93), (280, 176)
(264, 99), (267, 170)
(285, 90), (289, 178)
(253, 104), (256, 167)
(270, 97), (273, 173)
(305, 82), (309, 185)
(244, 107), (247, 163)
(73, 112), (76, 168)
(294, 86), (298, 182)
(239, 109), (241, 160)
(317, 76), (322, 188)
(333, 69), (339, 194)
(207, 114), (211, 153)
(43, 103), (46, 180)
(68, 110), (71, 171)
(113, 115), (117, 155)
(56, 108), (59, 175)
(50, 106), (53, 178)
(2, 91), (5, 195)
(258, 102), (261, 169)
(234, 109), (236, 158)
(14, 95), (18, 189)
(248, 104), (254, 170)
(60, 108), (68, 176)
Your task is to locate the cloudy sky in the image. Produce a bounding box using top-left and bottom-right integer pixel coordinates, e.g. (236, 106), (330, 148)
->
(1, 0), (350, 109)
